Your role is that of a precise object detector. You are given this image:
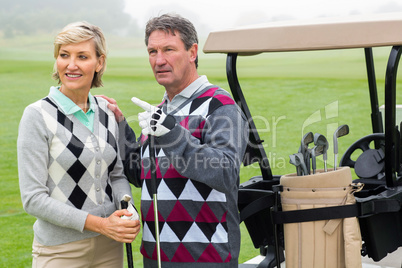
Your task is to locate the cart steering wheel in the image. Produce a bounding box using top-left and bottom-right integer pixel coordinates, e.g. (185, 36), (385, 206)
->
(339, 133), (385, 179)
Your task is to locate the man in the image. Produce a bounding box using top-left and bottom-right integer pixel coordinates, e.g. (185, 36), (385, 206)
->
(112, 13), (248, 267)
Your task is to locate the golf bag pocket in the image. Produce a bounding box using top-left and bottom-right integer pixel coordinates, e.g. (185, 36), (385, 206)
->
(279, 167), (363, 268)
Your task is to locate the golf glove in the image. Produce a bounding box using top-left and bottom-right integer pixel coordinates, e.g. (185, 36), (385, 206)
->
(132, 97), (175, 137)
(121, 201), (139, 221)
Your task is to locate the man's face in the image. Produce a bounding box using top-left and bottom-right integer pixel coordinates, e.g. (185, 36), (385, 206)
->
(147, 30), (198, 97)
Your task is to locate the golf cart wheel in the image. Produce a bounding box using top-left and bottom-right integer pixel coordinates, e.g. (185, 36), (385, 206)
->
(339, 133), (385, 179)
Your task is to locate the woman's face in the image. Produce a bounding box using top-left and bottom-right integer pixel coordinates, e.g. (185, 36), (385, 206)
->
(57, 39), (104, 94)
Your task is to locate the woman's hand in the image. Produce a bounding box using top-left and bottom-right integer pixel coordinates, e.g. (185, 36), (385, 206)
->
(85, 210), (141, 243)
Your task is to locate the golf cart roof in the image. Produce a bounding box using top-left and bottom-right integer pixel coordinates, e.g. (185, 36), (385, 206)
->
(203, 13), (402, 55)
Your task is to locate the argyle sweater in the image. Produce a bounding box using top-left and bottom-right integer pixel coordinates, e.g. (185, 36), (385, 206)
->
(18, 92), (132, 246)
(130, 86), (248, 267)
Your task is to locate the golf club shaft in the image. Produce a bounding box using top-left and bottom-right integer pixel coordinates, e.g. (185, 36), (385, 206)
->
(305, 150), (311, 175)
(149, 135), (162, 268)
(120, 200), (134, 268)
(153, 194), (161, 267)
(334, 154), (338, 170)
(296, 166), (302, 176)
(312, 154), (316, 174)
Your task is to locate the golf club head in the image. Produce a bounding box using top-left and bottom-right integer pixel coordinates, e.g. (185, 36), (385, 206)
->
(289, 154), (298, 165)
(311, 144), (324, 157)
(333, 124), (349, 154)
(314, 133), (329, 160)
(299, 132), (314, 155)
(289, 154), (302, 176)
(304, 134), (314, 174)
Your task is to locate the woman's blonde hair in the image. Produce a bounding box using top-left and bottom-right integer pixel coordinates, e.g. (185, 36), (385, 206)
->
(52, 21), (107, 88)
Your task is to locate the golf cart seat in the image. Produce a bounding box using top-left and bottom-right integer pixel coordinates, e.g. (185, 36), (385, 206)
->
(203, 13), (402, 266)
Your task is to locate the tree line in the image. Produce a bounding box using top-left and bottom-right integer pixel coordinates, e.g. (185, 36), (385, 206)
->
(0, 0), (141, 38)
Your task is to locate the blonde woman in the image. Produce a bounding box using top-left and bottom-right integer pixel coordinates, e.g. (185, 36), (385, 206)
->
(17, 21), (140, 267)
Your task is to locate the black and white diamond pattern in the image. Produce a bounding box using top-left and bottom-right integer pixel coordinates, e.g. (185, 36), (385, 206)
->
(42, 97), (118, 210)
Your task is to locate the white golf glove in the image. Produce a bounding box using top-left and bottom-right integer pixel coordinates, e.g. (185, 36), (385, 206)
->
(131, 97), (175, 137)
(121, 195), (139, 221)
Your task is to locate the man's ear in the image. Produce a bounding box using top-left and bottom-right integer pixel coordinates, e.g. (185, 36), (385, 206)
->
(189, 43), (198, 63)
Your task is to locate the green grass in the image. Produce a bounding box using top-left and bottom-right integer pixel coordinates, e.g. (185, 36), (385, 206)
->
(1, 34), (401, 267)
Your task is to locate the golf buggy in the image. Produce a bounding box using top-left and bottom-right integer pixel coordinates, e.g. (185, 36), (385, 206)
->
(203, 13), (402, 267)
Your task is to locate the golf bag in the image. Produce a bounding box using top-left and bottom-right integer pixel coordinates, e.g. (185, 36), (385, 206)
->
(278, 167), (362, 268)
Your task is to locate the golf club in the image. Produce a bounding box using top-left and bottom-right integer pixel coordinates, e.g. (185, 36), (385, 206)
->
(294, 152), (308, 175)
(333, 124), (349, 170)
(311, 144), (324, 174)
(302, 132), (314, 175)
(120, 195), (134, 268)
(149, 135), (162, 268)
(300, 132), (314, 174)
(290, 153), (308, 176)
(314, 133), (329, 172)
(299, 132), (313, 157)
(289, 154), (302, 176)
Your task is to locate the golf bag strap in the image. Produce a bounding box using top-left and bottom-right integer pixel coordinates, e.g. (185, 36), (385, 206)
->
(272, 204), (359, 224)
(271, 197), (401, 224)
(239, 194), (275, 223)
(360, 198), (401, 216)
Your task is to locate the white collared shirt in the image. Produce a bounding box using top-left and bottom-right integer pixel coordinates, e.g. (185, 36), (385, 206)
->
(163, 75), (212, 113)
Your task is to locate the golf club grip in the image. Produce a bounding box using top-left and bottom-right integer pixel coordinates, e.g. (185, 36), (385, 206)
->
(120, 200), (134, 268)
(120, 200), (128, 210)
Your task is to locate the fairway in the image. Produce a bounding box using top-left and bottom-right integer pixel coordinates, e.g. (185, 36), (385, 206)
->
(1, 34), (401, 267)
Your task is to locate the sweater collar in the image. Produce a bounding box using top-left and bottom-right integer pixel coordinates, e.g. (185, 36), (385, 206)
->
(163, 75), (210, 102)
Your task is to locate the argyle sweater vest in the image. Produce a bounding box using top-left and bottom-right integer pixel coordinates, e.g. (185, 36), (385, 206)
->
(139, 86), (236, 264)
(40, 97), (117, 210)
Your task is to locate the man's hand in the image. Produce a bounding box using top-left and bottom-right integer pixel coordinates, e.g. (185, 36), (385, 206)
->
(131, 97), (175, 137)
(95, 95), (125, 122)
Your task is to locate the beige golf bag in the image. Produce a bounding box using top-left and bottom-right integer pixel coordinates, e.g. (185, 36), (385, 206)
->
(280, 166), (363, 268)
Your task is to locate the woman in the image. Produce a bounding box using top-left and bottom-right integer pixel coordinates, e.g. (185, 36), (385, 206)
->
(17, 21), (140, 267)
